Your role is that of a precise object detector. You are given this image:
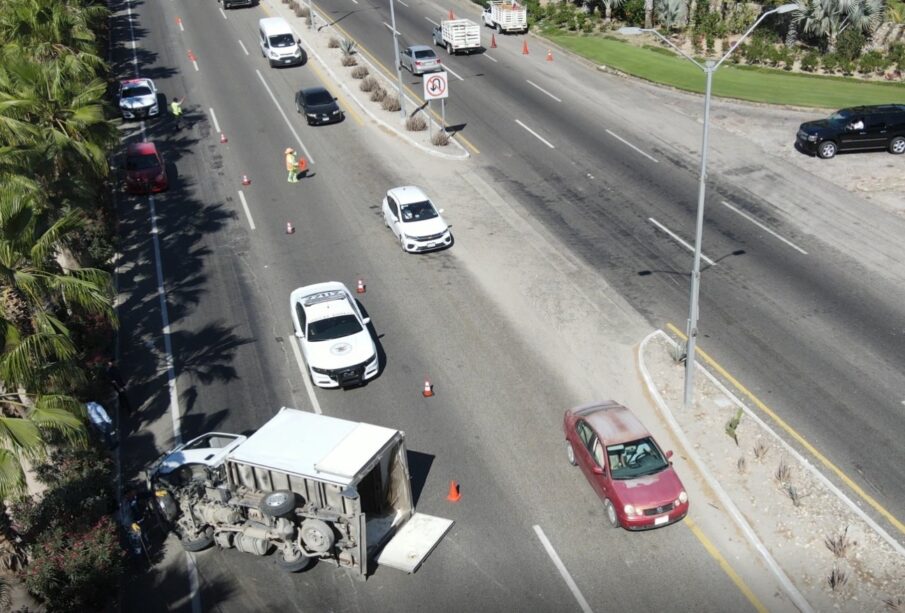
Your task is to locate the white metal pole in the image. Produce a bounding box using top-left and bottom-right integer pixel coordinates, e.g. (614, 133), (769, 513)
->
(389, 0), (406, 118)
(441, 98), (446, 130)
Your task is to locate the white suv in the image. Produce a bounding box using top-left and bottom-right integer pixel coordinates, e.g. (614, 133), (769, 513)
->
(290, 282), (379, 388)
(118, 78), (159, 119)
(382, 186), (452, 253)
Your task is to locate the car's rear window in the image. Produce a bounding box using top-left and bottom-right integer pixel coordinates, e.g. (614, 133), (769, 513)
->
(415, 50), (436, 59)
(127, 154), (160, 171)
(123, 86), (153, 98)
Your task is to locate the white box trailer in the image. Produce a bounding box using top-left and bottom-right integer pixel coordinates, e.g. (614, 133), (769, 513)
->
(148, 408), (452, 576)
(432, 18), (482, 55)
(482, 1), (527, 34)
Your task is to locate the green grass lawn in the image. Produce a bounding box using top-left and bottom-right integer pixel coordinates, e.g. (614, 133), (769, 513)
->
(546, 32), (905, 109)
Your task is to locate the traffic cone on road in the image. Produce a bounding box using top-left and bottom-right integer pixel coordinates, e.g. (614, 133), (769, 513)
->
(220, 133), (228, 143)
(242, 174), (251, 186)
(356, 278), (366, 294)
(546, 49), (553, 61)
(422, 378), (434, 397)
(286, 222), (295, 234)
(522, 40), (529, 55)
(448, 9), (455, 19)
(490, 33), (497, 48)
(446, 480), (461, 502)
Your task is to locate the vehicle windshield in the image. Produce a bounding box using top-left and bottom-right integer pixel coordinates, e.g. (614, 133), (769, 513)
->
(307, 314), (363, 341)
(305, 90), (334, 105)
(606, 437), (668, 480)
(401, 200), (438, 222)
(127, 154), (160, 171)
(827, 110), (852, 124)
(269, 34), (295, 48)
(415, 50), (436, 59)
(123, 85), (153, 98)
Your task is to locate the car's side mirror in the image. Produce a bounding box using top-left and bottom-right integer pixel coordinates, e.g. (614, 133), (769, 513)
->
(591, 466), (604, 475)
(361, 316), (371, 325)
(438, 208), (445, 214)
(666, 450), (674, 459)
(295, 331), (304, 339)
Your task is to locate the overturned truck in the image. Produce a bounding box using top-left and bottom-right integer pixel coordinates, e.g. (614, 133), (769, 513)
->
(148, 408), (452, 575)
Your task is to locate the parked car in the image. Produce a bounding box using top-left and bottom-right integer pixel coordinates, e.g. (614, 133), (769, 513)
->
(290, 282), (379, 388)
(399, 45), (441, 75)
(796, 104), (905, 159)
(563, 401), (689, 530)
(118, 78), (159, 120)
(381, 186), (452, 253)
(124, 142), (168, 194)
(295, 87), (344, 125)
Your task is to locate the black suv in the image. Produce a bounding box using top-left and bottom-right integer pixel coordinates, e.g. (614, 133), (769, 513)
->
(796, 104), (905, 159)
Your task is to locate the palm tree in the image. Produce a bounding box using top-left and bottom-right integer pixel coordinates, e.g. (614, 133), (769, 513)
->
(602, 0), (626, 21)
(657, 0), (688, 29)
(645, 0), (655, 27)
(790, 0), (885, 51)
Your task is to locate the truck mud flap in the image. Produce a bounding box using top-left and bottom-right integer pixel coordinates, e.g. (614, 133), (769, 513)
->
(376, 513), (453, 573)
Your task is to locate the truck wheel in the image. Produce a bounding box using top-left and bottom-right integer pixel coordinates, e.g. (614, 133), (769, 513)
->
(446, 42), (452, 55)
(300, 519), (335, 553)
(496, 23), (502, 33)
(154, 491), (179, 523)
(181, 529), (214, 552)
(276, 546), (314, 573)
(262, 490), (297, 518)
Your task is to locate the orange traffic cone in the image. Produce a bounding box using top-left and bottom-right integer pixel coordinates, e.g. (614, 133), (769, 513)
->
(242, 174), (251, 186)
(446, 480), (461, 502)
(220, 133), (228, 143)
(422, 378), (434, 397)
(522, 40), (529, 55)
(490, 33), (497, 48)
(356, 278), (366, 294)
(286, 222), (295, 234)
(448, 9), (455, 19)
(546, 49), (553, 61)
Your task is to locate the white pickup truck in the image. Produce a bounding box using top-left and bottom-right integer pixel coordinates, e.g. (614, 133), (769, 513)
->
(481, 1), (527, 34)
(432, 18), (481, 55)
(147, 408), (453, 575)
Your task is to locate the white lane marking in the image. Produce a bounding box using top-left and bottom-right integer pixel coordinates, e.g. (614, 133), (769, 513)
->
(351, 0), (358, 4)
(533, 526), (593, 613)
(219, 7), (228, 19)
(238, 39), (249, 55)
(187, 553), (202, 613)
(397, 0), (408, 6)
(515, 119), (555, 149)
(425, 16), (439, 26)
(383, 22), (401, 35)
(484, 53), (498, 62)
(606, 129), (659, 163)
(126, 0), (139, 71)
(178, 20), (185, 32)
(648, 217), (716, 266)
(721, 200), (808, 255)
(192, 60), (199, 71)
(290, 336), (323, 414)
(209, 108), (221, 133)
(526, 79), (561, 102)
(442, 63), (464, 81)
(238, 190), (256, 230)
(255, 69), (315, 163)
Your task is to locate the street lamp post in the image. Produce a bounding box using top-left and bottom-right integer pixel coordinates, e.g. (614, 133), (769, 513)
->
(388, 0), (407, 118)
(619, 3), (797, 408)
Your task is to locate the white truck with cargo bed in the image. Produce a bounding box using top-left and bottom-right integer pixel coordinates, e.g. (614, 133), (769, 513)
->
(432, 18), (482, 54)
(147, 408), (452, 575)
(481, 1), (527, 33)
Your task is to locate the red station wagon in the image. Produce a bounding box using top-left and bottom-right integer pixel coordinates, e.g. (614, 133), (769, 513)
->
(563, 401), (689, 530)
(124, 142), (168, 194)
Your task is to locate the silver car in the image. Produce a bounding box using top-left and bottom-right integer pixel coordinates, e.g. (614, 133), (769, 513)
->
(399, 45), (441, 76)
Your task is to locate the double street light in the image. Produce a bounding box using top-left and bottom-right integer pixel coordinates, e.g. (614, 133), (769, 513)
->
(620, 3), (798, 408)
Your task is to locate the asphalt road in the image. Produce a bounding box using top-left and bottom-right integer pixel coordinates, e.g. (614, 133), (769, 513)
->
(306, 0), (905, 528)
(110, 0), (767, 612)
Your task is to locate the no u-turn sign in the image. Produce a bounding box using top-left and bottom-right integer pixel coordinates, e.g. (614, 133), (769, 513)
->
(424, 71), (449, 100)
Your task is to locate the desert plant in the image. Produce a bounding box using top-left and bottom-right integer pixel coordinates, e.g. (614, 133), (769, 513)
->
(786, 484), (802, 507)
(340, 38), (357, 56)
(884, 596), (905, 610)
(725, 409), (742, 445)
(821, 51), (840, 72)
(288, 0), (297, 9)
(370, 87), (387, 102)
(737, 456), (746, 474)
(382, 95), (401, 112)
(752, 439), (768, 461)
(432, 131), (450, 146)
(351, 65), (369, 79)
(328, 36), (340, 48)
(360, 76), (378, 92)
(775, 458), (791, 485)
(800, 50), (820, 71)
(298, 5), (310, 17)
(341, 54), (358, 67)
(406, 114), (428, 131)
(825, 526), (853, 558)
(859, 50), (887, 74)
(828, 564), (848, 591)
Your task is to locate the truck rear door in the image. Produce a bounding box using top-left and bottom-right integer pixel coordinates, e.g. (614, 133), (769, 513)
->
(376, 513), (454, 573)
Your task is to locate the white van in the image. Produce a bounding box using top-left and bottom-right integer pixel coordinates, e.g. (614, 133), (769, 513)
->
(258, 17), (305, 67)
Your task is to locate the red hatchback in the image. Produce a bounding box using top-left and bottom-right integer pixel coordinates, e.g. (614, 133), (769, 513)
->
(124, 142), (168, 194)
(563, 401), (689, 530)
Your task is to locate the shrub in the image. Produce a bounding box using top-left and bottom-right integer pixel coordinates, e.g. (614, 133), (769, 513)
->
(298, 5), (310, 17)
(360, 76), (378, 92)
(581, 18), (594, 33)
(328, 36), (340, 48)
(889, 43), (905, 70)
(616, 0), (644, 26)
(774, 45), (795, 70)
(821, 52), (840, 73)
(288, 0), (297, 9)
(341, 54), (358, 66)
(405, 115), (427, 131)
(381, 95), (401, 112)
(838, 58), (855, 75)
(340, 38), (357, 56)
(23, 516), (124, 612)
(858, 50), (887, 74)
(432, 131), (450, 146)
(799, 50), (820, 72)
(351, 65), (369, 79)
(370, 87), (387, 102)
(742, 38), (771, 64)
(836, 28), (865, 63)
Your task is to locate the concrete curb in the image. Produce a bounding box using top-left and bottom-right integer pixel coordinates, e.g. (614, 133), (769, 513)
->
(638, 329), (813, 613)
(272, 1), (470, 160)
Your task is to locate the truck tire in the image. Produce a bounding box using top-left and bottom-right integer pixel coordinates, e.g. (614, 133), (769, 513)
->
(446, 42), (452, 55)
(262, 490), (297, 518)
(300, 519), (335, 553)
(496, 23), (502, 33)
(181, 529), (214, 552)
(276, 546), (314, 573)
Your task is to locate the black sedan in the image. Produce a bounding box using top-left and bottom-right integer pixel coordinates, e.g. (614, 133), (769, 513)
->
(295, 87), (344, 126)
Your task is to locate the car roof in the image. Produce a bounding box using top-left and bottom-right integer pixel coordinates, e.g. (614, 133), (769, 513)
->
(841, 104), (905, 115)
(291, 282), (356, 323)
(387, 185), (430, 206)
(121, 78), (154, 88)
(127, 142), (159, 156)
(300, 86), (330, 96)
(408, 44), (434, 52)
(574, 401), (651, 445)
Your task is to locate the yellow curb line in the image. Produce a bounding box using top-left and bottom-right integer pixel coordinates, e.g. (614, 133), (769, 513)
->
(666, 322), (905, 538)
(685, 517), (768, 613)
(311, 3), (480, 155)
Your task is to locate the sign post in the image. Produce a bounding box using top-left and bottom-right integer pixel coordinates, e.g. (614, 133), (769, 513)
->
(423, 71), (449, 138)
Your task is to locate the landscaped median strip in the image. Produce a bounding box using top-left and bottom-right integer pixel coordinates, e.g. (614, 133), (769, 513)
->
(544, 32), (905, 109)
